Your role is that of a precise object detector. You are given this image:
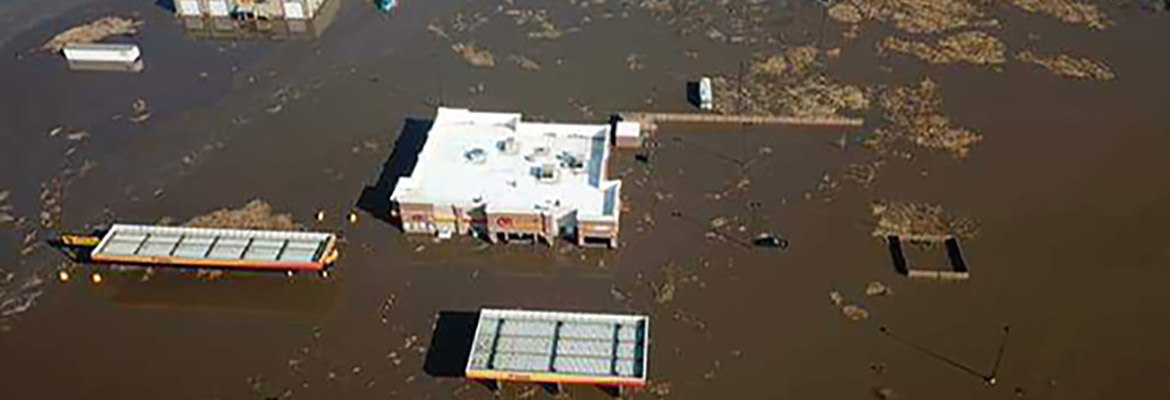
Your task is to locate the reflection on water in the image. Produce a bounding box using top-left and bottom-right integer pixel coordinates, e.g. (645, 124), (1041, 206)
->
(91, 266), (338, 314)
(67, 59), (144, 72)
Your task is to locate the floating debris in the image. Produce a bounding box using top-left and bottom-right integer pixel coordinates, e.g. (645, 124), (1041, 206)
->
(626, 54), (646, 71)
(829, 290), (844, 306)
(873, 78), (983, 158)
(874, 387), (900, 400)
(130, 98), (151, 123)
(42, 16), (142, 52)
(65, 130), (90, 141)
(645, 381), (672, 397)
(752, 233), (789, 249)
(844, 162), (882, 186)
(527, 19), (564, 39)
(870, 200), (978, 243)
(507, 54), (542, 71)
(842, 304), (870, 321)
(709, 216), (728, 229)
(0, 290), (43, 317)
(132, 98), (148, 114)
(640, 0), (673, 13)
(450, 43), (495, 68)
(610, 284), (630, 303)
(1016, 51), (1115, 81)
(866, 281), (893, 297)
(426, 22), (450, 40)
(183, 200), (301, 230)
(1009, 0), (1111, 29)
(651, 263), (687, 305)
(879, 31), (1006, 66)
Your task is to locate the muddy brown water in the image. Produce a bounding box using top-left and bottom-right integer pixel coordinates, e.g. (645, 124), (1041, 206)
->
(1, 0), (1169, 398)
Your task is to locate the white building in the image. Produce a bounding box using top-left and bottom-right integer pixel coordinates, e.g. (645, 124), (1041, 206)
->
(391, 108), (630, 247)
(176, 0), (329, 20)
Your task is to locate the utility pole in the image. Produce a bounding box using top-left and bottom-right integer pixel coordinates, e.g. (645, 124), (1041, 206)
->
(432, 38), (446, 107)
(817, 0), (831, 48)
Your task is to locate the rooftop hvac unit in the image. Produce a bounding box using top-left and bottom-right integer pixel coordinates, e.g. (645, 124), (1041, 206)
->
(536, 164), (560, 183)
(498, 137), (519, 155)
(558, 152), (585, 170)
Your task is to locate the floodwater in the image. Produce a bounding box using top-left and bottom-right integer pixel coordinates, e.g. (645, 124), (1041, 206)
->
(1, 0), (1169, 398)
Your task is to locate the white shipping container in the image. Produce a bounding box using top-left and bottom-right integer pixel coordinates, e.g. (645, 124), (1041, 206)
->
(699, 77), (713, 110)
(62, 44), (141, 63)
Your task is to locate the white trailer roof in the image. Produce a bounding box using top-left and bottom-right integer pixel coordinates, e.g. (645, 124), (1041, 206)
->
(466, 309), (649, 382)
(91, 224), (333, 263)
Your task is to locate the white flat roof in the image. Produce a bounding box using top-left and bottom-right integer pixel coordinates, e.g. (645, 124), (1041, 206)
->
(391, 108), (620, 219)
(92, 224), (334, 263)
(466, 308), (649, 382)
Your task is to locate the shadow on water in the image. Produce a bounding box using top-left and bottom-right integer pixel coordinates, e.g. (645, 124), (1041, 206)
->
(356, 118), (432, 224)
(423, 310), (479, 378)
(95, 269), (338, 314)
(685, 81), (701, 109)
(155, 0), (176, 13)
(886, 235), (908, 275)
(945, 238), (968, 273)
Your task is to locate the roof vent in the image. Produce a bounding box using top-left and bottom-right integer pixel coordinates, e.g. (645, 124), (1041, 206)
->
(464, 148), (487, 164)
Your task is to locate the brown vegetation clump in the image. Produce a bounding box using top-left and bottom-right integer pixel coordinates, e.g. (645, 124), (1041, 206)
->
(640, 0), (674, 13)
(879, 31), (1006, 66)
(42, 16), (142, 52)
(712, 46), (868, 118)
(827, 2), (864, 24)
(870, 200), (978, 243)
(777, 77), (869, 117)
(752, 46), (820, 76)
(183, 200), (301, 231)
(450, 43), (495, 68)
(830, 0), (982, 34)
(1009, 0), (1111, 30)
(1016, 51), (1115, 81)
(873, 78), (982, 158)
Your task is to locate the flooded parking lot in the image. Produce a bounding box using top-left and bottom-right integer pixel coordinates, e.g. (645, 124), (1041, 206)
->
(1, 0), (1170, 398)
